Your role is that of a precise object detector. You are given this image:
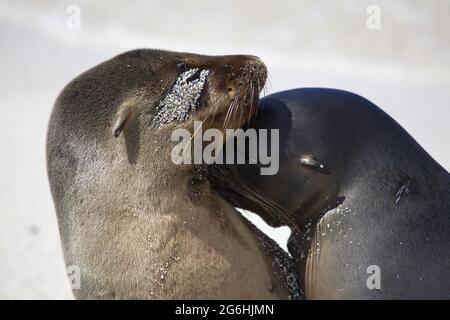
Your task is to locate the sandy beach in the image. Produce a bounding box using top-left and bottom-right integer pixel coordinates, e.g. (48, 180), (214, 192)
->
(0, 0), (448, 299)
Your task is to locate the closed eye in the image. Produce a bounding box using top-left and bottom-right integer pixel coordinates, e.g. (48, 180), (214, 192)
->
(185, 69), (202, 83)
(300, 155), (331, 174)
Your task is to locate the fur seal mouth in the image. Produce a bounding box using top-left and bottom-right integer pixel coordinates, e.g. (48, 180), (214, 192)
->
(221, 75), (266, 130)
(220, 58), (268, 129)
(153, 68), (210, 127)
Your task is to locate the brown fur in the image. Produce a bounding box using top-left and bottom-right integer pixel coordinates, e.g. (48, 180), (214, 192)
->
(47, 49), (294, 299)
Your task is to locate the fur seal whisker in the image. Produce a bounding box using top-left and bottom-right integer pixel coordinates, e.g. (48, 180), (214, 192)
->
(210, 166), (296, 227)
(181, 116), (210, 157)
(223, 89), (240, 131)
(394, 180), (411, 204)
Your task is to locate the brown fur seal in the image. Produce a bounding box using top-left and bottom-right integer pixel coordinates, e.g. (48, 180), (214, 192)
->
(46, 49), (299, 299)
(212, 88), (450, 299)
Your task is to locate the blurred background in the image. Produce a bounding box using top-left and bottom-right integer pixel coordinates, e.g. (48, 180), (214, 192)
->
(0, 0), (449, 299)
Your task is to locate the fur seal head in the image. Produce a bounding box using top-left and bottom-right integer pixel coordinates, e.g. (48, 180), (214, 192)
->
(111, 50), (267, 140)
(47, 50), (298, 299)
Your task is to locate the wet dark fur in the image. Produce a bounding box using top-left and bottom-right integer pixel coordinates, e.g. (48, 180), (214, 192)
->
(211, 88), (450, 299)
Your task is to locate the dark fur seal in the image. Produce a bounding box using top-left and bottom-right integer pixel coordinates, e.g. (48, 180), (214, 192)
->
(46, 49), (299, 299)
(211, 88), (450, 299)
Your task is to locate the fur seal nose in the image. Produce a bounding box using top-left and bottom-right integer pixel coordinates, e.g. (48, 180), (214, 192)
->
(242, 56), (267, 83)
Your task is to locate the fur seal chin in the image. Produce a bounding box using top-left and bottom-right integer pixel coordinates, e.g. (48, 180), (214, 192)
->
(47, 49), (299, 299)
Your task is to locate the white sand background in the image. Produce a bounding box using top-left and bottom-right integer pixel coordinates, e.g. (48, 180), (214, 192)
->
(0, 0), (448, 299)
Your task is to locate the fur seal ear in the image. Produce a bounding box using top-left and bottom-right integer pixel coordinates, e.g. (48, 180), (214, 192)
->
(113, 97), (141, 137)
(113, 106), (131, 137)
(112, 96), (143, 164)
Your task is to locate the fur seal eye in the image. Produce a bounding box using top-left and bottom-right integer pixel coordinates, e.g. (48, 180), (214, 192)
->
(152, 68), (210, 127)
(300, 155), (330, 174)
(185, 69), (202, 83)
